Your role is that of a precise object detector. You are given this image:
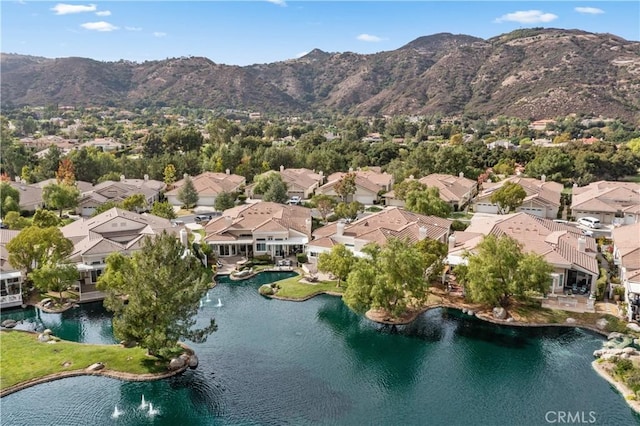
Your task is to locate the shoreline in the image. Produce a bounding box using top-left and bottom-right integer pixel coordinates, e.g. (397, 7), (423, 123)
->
(591, 360), (640, 414)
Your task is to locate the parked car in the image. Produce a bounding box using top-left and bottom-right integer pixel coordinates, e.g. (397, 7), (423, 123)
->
(287, 196), (302, 205)
(194, 215), (213, 224)
(577, 217), (601, 229)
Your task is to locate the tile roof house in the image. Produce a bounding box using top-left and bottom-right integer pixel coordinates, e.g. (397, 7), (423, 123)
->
(315, 168), (394, 205)
(472, 176), (562, 219)
(60, 207), (181, 300)
(165, 171), (246, 208)
(384, 173), (478, 211)
(8, 179), (44, 213)
(571, 181), (640, 226)
(246, 167), (324, 200)
(612, 223), (640, 321)
(203, 202), (312, 259)
(306, 206), (452, 260)
(76, 175), (165, 217)
(0, 229), (24, 309)
(447, 212), (599, 305)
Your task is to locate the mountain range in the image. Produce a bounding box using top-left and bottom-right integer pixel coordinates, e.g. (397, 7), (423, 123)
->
(2, 28), (640, 120)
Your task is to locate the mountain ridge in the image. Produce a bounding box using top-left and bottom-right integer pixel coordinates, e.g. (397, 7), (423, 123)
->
(2, 28), (640, 120)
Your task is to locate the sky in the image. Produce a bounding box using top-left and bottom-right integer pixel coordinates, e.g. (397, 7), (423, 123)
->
(2, 1), (639, 66)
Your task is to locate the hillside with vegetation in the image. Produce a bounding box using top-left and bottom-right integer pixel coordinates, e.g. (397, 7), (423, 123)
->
(2, 28), (640, 121)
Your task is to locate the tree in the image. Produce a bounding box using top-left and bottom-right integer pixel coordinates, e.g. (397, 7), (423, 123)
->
(490, 181), (526, 214)
(164, 164), (177, 186)
(7, 226), (74, 278)
(392, 180), (427, 201)
(42, 183), (80, 217)
(463, 235), (553, 307)
(310, 194), (336, 222)
(343, 238), (430, 317)
(55, 158), (76, 185)
(334, 173), (357, 202)
(30, 263), (78, 303)
(214, 192), (236, 211)
(3, 211), (28, 230)
(317, 244), (355, 287)
(262, 177), (288, 204)
(177, 175), (199, 209)
(414, 238), (448, 282)
(122, 194), (147, 212)
(334, 201), (363, 220)
(150, 201), (176, 219)
(1, 182), (20, 218)
(404, 187), (452, 218)
(97, 232), (217, 357)
(32, 209), (61, 228)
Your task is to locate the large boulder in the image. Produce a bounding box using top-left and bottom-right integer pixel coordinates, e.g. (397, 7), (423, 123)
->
(86, 362), (104, 371)
(627, 323), (640, 332)
(596, 318), (609, 330)
(492, 307), (507, 320)
(1, 319), (17, 328)
(608, 332), (624, 340)
(188, 354), (199, 369)
(169, 357), (186, 371)
(37, 333), (50, 342)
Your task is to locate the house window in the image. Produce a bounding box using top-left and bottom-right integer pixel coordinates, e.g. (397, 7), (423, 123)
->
(256, 238), (266, 251)
(1, 277), (21, 296)
(90, 269), (103, 284)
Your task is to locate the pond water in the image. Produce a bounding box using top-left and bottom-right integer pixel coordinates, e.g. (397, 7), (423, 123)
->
(1, 271), (638, 425)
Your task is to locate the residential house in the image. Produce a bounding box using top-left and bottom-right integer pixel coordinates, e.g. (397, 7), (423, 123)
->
(473, 176), (562, 219)
(33, 178), (94, 193)
(0, 230), (24, 309)
(315, 168), (394, 205)
(203, 202), (312, 259)
(76, 175), (165, 217)
(165, 171), (246, 208)
(384, 173), (478, 211)
(8, 179), (44, 213)
(306, 207), (452, 260)
(612, 223), (640, 321)
(571, 181), (640, 225)
(79, 137), (124, 152)
(246, 167), (324, 200)
(447, 212), (599, 308)
(487, 139), (517, 150)
(61, 207), (180, 300)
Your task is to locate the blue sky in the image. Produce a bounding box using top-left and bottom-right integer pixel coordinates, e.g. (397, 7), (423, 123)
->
(2, 1), (639, 66)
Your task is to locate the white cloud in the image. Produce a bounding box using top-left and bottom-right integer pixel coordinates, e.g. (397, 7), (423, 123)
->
(357, 33), (384, 42)
(80, 21), (118, 32)
(296, 51), (309, 58)
(125, 26), (142, 32)
(52, 3), (97, 15)
(266, 0), (287, 6)
(494, 10), (558, 24)
(153, 32), (167, 38)
(96, 11), (111, 17)
(575, 7), (604, 15)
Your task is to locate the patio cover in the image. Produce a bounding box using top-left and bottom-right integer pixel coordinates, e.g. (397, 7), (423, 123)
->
(265, 237), (308, 246)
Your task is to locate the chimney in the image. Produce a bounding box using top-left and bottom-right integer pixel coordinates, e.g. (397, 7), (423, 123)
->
(348, 167), (354, 173)
(578, 236), (586, 253)
(120, 174), (125, 182)
(305, 217), (312, 232)
(179, 228), (189, 248)
(448, 234), (456, 250)
(459, 172), (464, 178)
(541, 174), (546, 183)
(144, 174), (149, 181)
(573, 183), (578, 189)
(280, 165), (284, 172)
(225, 216), (232, 226)
(409, 175), (414, 180)
(337, 221), (345, 237)
(419, 226), (428, 241)
(183, 173), (189, 180)
(319, 171), (323, 177)
(225, 169), (230, 175)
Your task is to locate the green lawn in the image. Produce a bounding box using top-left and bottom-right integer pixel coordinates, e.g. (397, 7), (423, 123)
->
(0, 331), (166, 390)
(271, 274), (344, 299)
(449, 212), (473, 220)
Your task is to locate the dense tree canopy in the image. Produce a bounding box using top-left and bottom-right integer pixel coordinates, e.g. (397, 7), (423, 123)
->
(317, 244), (355, 287)
(489, 182), (527, 214)
(98, 232), (217, 357)
(462, 234), (553, 307)
(42, 183), (80, 217)
(0, 182), (20, 219)
(178, 176), (199, 208)
(6, 226), (74, 279)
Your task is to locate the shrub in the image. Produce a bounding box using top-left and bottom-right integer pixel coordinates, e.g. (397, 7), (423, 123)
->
(451, 220), (469, 231)
(615, 358), (634, 376)
(259, 285), (274, 296)
(296, 253), (308, 264)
